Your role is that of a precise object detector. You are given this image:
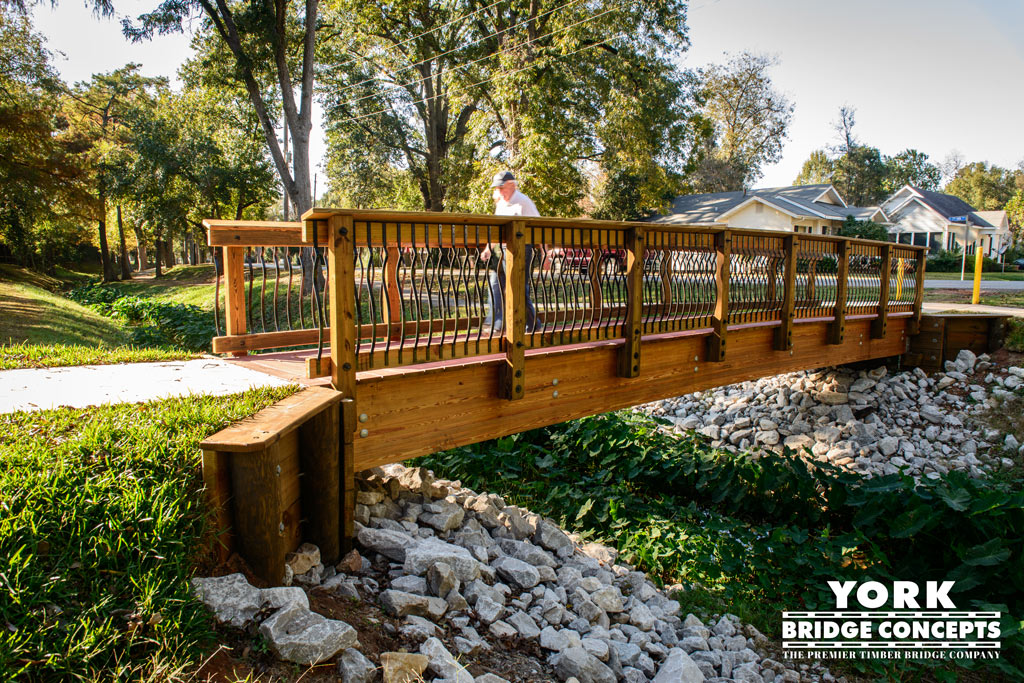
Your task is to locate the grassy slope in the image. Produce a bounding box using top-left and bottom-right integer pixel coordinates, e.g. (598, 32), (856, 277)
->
(0, 266), (204, 368)
(0, 385), (298, 682)
(0, 278), (131, 347)
(109, 266), (217, 310)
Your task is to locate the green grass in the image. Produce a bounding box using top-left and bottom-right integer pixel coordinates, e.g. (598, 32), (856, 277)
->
(0, 385), (299, 681)
(0, 278), (132, 348)
(0, 343), (198, 370)
(1007, 319), (1024, 352)
(923, 289), (1024, 308)
(924, 270), (1024, 281)
(106, 266), (217, 310)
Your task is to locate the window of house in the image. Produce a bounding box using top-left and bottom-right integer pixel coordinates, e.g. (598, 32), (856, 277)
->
(913, 233), (927, 247)
(755, 203), (764, 214)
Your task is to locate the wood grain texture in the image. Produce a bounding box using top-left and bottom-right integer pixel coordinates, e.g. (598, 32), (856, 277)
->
(330, 214), (357, 399)
(351, 317), (910, 470)
(201, 449), (233, 563)
(298, 406), (340, 565)
(228, 430), (299, 583)
(775, 235), (797, 351)
(708, 230), (731, 362)
(872, 244), (892, 339)
(618, 227), (644, 378)
(224, 246), (247, 357)
(501, 221), (526, 400)
(199, 387), (342, 452)
(829, 239), (850, 345)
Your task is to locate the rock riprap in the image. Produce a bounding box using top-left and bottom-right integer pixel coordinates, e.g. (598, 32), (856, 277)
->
(638, 354), (1024, 480)
(194, 463), (843, 682)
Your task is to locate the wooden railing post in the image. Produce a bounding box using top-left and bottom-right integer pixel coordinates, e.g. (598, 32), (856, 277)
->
(829, 240), (849, 345)
(383, 246), (402, 340)
(909, 248), (927, 335)
(708, 229), (731, 362)
(775, 235), (797, 351)
(872, 243), (892, 339)
(618, 227), (645, 377)
(327, 214), (358, 551)
(224, 246), (248, 357)
(501, 220), (526, 400)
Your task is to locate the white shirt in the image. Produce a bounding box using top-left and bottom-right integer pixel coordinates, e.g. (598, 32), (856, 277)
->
(495, 189), (539, 217)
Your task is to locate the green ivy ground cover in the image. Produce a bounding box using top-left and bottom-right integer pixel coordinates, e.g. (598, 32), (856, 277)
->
(0, 385), (297, 681)
(417, 411), (1024, 680)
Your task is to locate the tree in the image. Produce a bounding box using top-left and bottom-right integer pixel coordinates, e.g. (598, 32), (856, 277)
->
(124, 0), (318, 216)
(691, 51), (793, 190)
(792, 149), (833, 186)
(832, 104), (857, 155)
(832, 145), (887, 206)
(1005, 190), (1024, 243)
(0, 11), (93, 271)
(944, 162), (1021, 211)
(837, 215), (888, 242)
(320, 0), (700, 217)
(64, 64), (164, 281)
(884, 148), (940, 192)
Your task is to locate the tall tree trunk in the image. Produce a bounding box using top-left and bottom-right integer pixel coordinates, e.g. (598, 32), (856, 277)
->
(133, 224), (147, 272)
(116, 205), (131, 280)
(97, 179), (115, 282)
(163, 239), (175, 270)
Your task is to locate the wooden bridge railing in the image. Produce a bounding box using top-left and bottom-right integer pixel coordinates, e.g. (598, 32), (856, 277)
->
(202, 210), (927, 572)
(205, 211), (926, 382)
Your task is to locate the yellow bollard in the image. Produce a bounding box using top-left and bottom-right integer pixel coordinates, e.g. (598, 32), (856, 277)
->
(972, 243), (983, 305)
(895, 258), (904, 301)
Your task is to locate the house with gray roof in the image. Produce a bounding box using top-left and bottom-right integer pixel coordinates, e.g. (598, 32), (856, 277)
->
(648, 184), (887, 236)
(881, 185), (1010, 256)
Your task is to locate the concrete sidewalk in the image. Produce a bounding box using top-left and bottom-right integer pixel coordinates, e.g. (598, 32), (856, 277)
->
(922, 302), (1024, 317)
(0, 358), (292, 414)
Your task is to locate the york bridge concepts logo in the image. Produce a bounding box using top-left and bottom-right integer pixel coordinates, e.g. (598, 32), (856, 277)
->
(782, 581), (1002, 660)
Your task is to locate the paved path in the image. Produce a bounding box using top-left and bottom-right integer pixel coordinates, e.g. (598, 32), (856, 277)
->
(0, 358), (292, 414)
(924, 279), (1024, 289)
(922, 302), (1023, 317)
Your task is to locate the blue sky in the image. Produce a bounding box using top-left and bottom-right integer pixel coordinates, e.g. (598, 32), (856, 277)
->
(33, 0), (1024, 190)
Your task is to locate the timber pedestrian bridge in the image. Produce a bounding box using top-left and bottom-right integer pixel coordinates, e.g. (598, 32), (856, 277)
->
(200, 209), (926, 581)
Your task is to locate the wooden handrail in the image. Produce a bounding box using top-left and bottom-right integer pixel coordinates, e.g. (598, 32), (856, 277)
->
(206, 212), (928, 367)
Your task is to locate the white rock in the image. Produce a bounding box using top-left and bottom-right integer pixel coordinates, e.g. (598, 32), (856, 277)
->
(420, 637), (474, 683)
(191, 573), (261, 627)
(259, 603), (358, 666)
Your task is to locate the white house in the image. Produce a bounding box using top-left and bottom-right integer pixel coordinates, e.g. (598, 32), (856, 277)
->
(648, 184), (888, 236)
(881, 185), (1010, 256)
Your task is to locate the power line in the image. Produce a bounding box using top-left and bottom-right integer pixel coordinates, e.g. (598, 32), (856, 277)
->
(334, 0), (589, 99)
(332, 0), (507, 72)
(340, 5), (618, 110)
(332, 33), (623, 127)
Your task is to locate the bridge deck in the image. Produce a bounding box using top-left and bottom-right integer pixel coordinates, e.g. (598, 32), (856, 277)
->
(203, 210), (927, 576)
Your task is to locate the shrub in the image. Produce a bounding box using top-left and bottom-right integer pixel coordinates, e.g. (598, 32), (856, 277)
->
(68, 285), (214, 352)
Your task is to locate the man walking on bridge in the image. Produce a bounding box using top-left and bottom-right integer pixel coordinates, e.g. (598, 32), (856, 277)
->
(482, 171), (538, 333)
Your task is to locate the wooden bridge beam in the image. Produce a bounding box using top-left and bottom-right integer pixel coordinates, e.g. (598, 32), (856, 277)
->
(707, 230), (731, 362)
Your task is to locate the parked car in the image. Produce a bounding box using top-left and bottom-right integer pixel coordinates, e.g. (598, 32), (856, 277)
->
(1013, 257), (1024, 269)
(542, 248), (626, 274)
